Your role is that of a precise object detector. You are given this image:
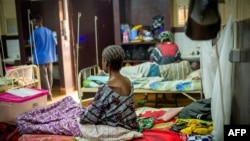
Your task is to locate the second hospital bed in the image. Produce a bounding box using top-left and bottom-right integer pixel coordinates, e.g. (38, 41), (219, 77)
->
(77, 64), (203, 107)
(0, 65), (41, 92)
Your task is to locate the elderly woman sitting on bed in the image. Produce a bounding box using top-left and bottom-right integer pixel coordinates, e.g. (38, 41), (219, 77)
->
(16, 45), (139, 137)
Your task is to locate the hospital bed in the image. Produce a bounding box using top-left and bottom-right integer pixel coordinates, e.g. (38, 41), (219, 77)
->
(77, 65), (203, 107)
(0, 65), (41, 92)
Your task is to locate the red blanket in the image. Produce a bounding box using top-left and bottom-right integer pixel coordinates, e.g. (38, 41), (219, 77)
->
(0, 122), (20, 141)
(132, 129), (186, 141)
(136, 109), (186, 141)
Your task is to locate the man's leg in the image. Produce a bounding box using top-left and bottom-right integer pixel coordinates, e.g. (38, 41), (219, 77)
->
(39, 64), (53, 100)
(47, 63), (53, 91)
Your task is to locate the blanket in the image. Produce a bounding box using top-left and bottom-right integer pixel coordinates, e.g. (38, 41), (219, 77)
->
(132, 129), (186, 141)
(120, 62), (153, 80)
(120, 61), (192, 81)
(159, 60), (192, 80)
(16, 96), (84, 136)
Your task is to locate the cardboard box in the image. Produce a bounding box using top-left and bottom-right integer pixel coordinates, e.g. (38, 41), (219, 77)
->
(0, 88), (48, 122)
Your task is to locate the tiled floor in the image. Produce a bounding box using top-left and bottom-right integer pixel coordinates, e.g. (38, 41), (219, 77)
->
(47, 90), (80, 105)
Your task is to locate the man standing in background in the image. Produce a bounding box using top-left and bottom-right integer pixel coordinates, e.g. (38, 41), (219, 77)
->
(29, 15), (57, 101)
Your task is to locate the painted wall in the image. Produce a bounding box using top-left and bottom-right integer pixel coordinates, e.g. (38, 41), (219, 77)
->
(174, 32), (202, 56)
(0, 0), (17, 35)
(173, 0), (250, 56)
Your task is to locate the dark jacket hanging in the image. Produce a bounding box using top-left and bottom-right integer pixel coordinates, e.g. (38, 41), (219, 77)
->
(185, 0), (221, 40)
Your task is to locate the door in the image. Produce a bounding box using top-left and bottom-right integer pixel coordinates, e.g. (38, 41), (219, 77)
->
(16, 0), (76, 92)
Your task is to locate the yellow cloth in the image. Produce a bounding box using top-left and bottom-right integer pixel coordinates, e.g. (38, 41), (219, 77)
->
(176, 118), (213, 135)
(152, 122), (175, 130)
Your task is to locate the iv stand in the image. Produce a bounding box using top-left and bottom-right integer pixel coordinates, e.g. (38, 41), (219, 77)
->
(94, 16), (99, 68)
(27, 9), (33, 63)
(75, 12), (81, 90)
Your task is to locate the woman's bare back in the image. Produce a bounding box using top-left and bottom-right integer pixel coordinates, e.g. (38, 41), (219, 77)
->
(108, 74), (131, 96)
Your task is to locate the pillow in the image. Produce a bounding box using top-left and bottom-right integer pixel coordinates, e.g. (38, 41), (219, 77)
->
(157, 108), (182, 122)
(77, 119), (143, 141)
(83, 80), (100, 88)
(87, 75), (109, 84)
(187, 69), (201, 80)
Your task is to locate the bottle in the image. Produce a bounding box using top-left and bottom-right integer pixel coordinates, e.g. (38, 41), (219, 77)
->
(123, 31), (129, 43)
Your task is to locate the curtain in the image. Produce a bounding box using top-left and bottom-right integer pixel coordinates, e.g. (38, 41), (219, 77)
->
(200, 15), (233, 141)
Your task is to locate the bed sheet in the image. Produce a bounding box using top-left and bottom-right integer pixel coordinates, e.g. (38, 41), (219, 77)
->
(16, 96), (84, 136)
(83, 75), (201, 92)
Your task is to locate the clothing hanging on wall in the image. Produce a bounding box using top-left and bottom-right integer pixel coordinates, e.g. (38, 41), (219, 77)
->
(185, 0), (221, 40)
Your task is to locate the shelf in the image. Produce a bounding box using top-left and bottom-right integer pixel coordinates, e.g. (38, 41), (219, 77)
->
(121, 41), (157, 45)
(123, 60), (148, 63)
(113, 0), (171, 45)
(113, 0), (171, 66)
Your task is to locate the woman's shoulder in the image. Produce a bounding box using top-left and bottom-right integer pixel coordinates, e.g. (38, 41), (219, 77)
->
(107, 76), (133, 96)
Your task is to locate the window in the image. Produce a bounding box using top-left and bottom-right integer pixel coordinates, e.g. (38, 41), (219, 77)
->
(177, 5), (189, 26)
(6, 18), (18, 35)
